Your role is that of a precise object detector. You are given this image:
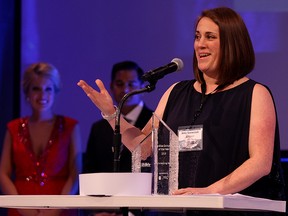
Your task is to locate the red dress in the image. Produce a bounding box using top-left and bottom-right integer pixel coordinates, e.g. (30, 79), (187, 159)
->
(7, 115), (78, 216)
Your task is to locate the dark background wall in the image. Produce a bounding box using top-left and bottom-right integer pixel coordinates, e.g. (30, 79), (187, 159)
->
(0, 1), (20, 214)
(0, 1), (20, 147)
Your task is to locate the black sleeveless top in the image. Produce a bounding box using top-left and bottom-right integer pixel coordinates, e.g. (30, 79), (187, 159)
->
(162, 79), (286, 200)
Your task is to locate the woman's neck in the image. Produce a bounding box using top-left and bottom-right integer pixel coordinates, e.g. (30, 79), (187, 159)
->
(201, 73), (219, 93)
(30, 111), (55, 122)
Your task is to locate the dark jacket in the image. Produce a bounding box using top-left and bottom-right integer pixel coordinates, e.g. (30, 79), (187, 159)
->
(83, 104), (153, 173)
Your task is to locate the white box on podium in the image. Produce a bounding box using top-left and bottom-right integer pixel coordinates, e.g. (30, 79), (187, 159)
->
(79, 173), (152, 196)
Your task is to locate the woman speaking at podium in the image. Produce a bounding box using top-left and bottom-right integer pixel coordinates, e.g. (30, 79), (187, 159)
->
(78, 7), (286, 216)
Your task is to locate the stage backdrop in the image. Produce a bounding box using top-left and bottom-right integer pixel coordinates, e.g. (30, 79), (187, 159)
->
(21, 0), (288, 151)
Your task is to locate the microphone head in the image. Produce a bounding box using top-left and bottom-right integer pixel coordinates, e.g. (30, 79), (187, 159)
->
(171, 58), (184, 71)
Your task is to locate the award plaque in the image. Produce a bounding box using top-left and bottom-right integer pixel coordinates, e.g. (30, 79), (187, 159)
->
(131, 133), (152, 173)
(152, 113), (178, 194)
(131, 113), (178, 195)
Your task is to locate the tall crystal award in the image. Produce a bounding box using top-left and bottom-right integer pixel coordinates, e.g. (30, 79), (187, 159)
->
(131, 132), (152, 173)
(152, 113), (178, 194)
(131, 113), (178, 195)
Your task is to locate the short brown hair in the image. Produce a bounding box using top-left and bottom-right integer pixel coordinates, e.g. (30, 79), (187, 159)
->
(193, 7), (255, 85)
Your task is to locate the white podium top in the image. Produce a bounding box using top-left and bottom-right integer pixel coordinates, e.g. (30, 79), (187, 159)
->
(0, 194), (286, 213)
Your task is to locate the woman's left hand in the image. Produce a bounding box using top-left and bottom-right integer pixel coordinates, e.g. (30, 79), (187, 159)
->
(172, 187), (210, 195)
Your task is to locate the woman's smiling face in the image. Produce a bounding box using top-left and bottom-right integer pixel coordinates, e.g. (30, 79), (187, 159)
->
(27, 77), (55, 113)
(194, 17), (220, 76)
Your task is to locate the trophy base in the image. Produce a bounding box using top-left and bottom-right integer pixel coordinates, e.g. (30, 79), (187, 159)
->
(79, 173), (152, 196)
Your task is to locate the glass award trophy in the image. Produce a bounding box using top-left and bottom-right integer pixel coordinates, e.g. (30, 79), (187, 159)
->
(131, 132), (152, 173)
(132, 113), (179, 195)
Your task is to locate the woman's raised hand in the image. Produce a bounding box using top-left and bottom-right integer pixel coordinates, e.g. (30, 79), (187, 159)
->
(77, 79), (115, 115)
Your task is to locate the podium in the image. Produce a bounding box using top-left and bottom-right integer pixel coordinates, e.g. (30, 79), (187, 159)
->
(0, 194), (286, 213)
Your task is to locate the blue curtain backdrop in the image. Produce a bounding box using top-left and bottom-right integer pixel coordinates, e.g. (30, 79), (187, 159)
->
(19, 0), (288, 151)
(0, 0), (21, 209)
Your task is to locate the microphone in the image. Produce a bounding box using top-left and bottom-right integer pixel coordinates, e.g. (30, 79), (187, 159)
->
(142, 58), (184, 82)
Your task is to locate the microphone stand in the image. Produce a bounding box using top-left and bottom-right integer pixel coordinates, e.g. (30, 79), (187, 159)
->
(113, 81), (157, 172)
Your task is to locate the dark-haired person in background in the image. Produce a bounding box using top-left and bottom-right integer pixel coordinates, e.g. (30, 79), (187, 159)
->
(83, 61), (153, 173)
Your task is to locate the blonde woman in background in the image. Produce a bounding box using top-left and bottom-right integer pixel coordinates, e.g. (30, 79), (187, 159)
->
(0, 62), (82, 216)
